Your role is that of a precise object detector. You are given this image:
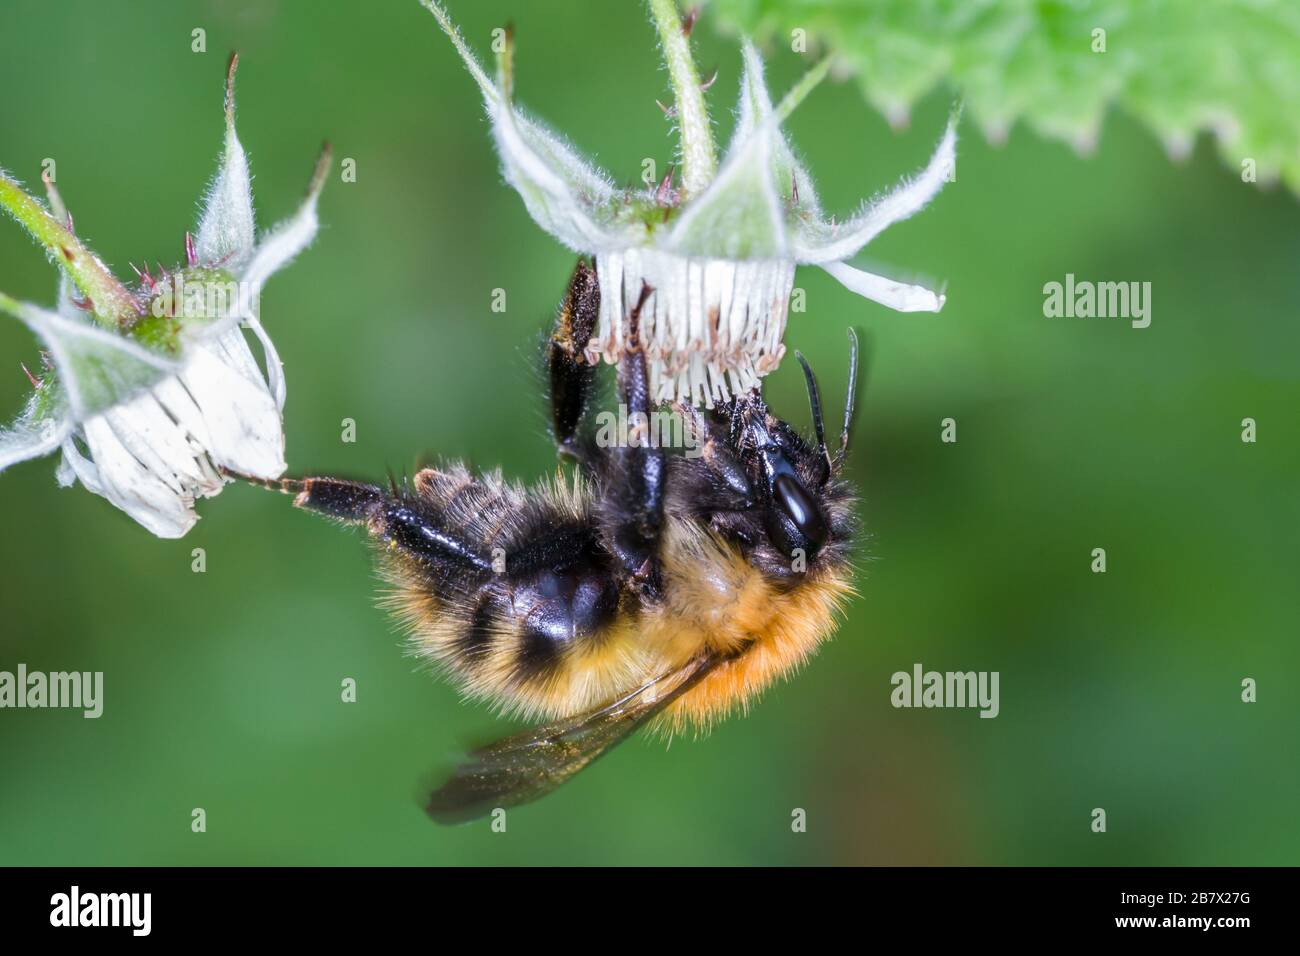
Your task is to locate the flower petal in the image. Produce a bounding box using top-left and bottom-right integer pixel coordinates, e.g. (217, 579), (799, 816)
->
(244, 315), (285, 410)
(795, 113), (957, 264)
(103, 392), (222, 497)
(821, 260), (945, 313)
(56, 434), (96, 489)
(195, 55), (256, 272)
(423, 0), (639, 251)
(73, 417), (198, 538)
(177, 335), (285, 479)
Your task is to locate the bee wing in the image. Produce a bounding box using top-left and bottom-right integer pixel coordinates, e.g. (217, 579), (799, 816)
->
(426, 655), (720, 824)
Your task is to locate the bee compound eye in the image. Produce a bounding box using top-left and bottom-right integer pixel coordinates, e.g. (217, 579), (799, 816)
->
(771, 472), (829, 555)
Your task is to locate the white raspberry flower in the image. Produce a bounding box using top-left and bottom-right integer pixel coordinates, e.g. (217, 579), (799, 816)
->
(425, 0), (955, 407)
(0, 56), (330, 537)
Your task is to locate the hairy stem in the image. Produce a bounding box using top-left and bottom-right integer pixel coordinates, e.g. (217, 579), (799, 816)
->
(648, 0), (716, 199)
(0, 172), (138, 327)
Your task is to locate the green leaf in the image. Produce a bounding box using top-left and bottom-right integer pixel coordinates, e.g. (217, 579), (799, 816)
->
(712, 0), (1300, 193)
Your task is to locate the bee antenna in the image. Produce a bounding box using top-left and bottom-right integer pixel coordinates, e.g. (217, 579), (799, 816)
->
(794, 350), (831, 478)
(836, 328), (865, 465)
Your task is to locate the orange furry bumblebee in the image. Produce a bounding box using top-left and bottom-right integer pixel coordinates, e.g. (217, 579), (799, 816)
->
(253, 260), (860, 822)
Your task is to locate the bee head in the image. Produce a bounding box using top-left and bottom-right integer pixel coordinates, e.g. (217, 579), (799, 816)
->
(715, 330), (861, 564)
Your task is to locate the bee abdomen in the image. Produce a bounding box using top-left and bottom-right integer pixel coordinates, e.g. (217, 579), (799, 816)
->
(512, 561), (621, 682)
(392, 554), (626, 718)
(444, 557), (621, 691)
(382, 467), (631, 716)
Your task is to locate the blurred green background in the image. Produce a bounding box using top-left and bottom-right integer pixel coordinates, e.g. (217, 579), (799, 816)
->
(0, 0), (1296, 866)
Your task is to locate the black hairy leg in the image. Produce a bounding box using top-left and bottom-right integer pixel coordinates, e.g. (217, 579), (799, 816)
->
(250, 466), (624, 693)
(286, 474), (497, 592)
(546, 258), (600, 462)
(229, 470), (490, 583)
(600, 282), (666, 598)
(542, 264), (670, 601)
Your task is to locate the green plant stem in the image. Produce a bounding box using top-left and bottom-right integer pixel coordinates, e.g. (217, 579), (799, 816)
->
(0, 172), (138, 327)
(648, 0), (716, 199)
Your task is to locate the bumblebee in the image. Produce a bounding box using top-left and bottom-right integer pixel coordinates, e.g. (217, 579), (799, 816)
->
(248, 260), (860, 822)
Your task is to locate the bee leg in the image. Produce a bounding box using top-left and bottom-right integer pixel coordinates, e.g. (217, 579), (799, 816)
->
(669, 402), (756, 515)
(547, 257), (600, 462)
(288, 476), (387, 523)
(227, 470), (388, 525)
(607, 282), (666, 598)
(289, 473), (497, 588)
